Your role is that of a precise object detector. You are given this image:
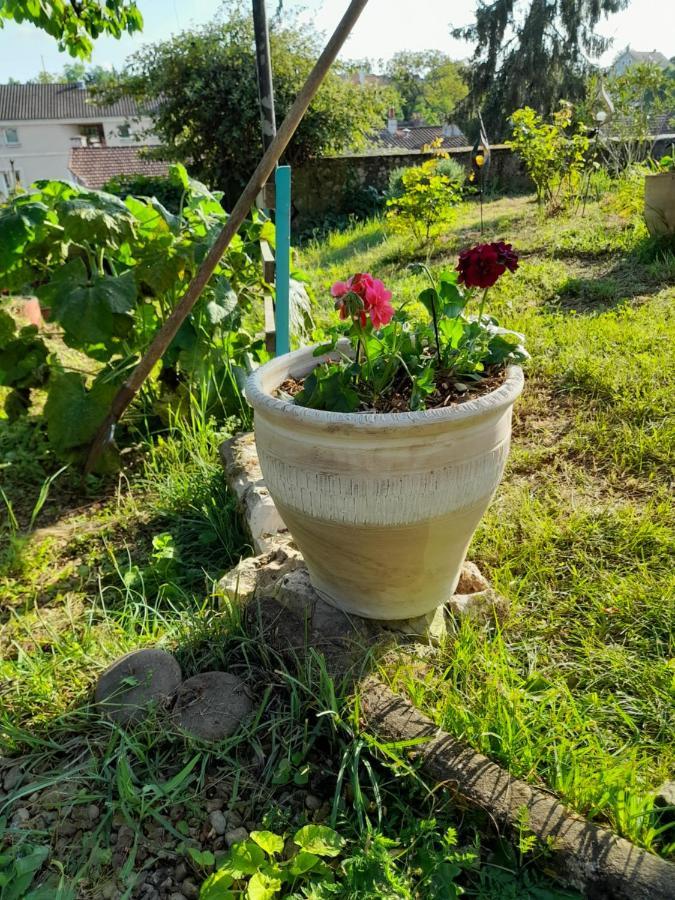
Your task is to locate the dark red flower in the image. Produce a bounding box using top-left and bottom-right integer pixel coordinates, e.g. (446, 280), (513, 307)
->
(456, 242), (519, 288)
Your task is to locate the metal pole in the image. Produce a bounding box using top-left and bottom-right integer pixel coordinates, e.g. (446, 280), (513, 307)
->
(275, 165), (291, 355)
(252, 0), (277, 152)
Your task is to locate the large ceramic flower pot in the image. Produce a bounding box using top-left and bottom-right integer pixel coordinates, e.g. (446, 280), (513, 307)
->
(247, 344), (523, 620)
(644, 172), (675, 236)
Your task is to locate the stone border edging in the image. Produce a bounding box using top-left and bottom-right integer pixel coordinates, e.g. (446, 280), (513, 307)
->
(358, 676), (675, 900)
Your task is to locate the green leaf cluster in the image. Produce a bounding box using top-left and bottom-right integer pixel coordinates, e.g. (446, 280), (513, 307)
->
(199, 825), (345, 899)
(0, 166), (269, 468)
(0, 0), (143, 59)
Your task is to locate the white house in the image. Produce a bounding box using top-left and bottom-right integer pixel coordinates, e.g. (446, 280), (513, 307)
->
(610, 46), (670, 77)
(0, 82), (160, 197)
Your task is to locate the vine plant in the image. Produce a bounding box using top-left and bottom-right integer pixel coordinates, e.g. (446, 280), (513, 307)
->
(0, 165), (271, 470)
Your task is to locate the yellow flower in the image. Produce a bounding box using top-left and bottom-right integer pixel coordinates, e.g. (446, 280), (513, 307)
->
(475, 153), (485, 167)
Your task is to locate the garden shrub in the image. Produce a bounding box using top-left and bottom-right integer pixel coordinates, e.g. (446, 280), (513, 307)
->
(386, 158), (462, 245)
(103, 172), (185, 214)
(0, 164), (269, 469)
(508, 101), (590, 210)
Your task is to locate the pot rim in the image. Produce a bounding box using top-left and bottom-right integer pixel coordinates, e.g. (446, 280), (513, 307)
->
(246, 342), (524, 432)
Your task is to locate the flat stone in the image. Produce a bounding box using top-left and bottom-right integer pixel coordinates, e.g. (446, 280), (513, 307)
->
(374, 605), (447, 644)
(220, 433), (286, 553)
(209, 810), (227, 835)
(219, 536), (303, 605)
(2, 765), (23, 792)
(224, 827), (249, 848)
(173, 672), (253, 741)
(95, 649), (182, 725)
(455, 561), (490, 594)
(447, 588), (509, 624)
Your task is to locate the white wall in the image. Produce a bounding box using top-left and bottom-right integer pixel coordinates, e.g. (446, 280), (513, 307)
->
(0, 115), (160, 197)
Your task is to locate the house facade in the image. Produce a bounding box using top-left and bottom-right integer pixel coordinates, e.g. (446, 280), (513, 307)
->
(0, 82), (159, 197)
(610, 46), (670, 77)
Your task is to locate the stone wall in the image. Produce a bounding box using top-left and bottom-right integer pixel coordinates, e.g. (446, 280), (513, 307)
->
(292, 145), (532, 222)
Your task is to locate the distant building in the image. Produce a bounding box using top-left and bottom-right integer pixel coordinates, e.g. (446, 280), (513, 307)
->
(69, 145), (169, 190)
(370, 109), (467, 153)
(610, 46), (670, 76)
(0, 82), (160, 197)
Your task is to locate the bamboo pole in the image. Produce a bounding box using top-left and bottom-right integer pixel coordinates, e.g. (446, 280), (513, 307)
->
(86, 0), (370, 473)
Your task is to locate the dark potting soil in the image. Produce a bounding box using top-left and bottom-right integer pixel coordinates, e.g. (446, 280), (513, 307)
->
(276, 366), (507, 413)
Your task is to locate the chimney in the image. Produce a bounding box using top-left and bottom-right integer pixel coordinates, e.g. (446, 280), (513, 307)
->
(387, 107), (397, 134)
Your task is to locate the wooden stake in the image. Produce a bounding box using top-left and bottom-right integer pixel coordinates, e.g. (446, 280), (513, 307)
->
(86, 0), (370, 473)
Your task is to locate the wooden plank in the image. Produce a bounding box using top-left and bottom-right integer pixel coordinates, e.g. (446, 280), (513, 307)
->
(264, 294), (276, 354)
(260, 239), (276, 284)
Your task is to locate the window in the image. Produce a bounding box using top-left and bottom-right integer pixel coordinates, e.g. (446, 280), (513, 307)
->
(4, 128), (19, 145)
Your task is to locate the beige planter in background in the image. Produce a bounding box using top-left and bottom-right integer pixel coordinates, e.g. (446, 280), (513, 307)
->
(247, 344), (523, 620)
(644, 172), (675, 236)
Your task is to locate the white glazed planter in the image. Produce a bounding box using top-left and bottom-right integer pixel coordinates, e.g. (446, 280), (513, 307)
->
(247, 343), (523, 620)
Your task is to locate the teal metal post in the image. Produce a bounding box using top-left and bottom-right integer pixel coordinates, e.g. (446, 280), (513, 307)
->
(274, 165), (291, 356)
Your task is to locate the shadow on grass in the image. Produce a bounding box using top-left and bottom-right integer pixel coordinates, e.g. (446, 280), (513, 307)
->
(307, 221), (388, 269)
(546, 238), (675, 314)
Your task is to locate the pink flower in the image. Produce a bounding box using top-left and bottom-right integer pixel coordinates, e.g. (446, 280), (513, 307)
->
(330, 273), (394, 328)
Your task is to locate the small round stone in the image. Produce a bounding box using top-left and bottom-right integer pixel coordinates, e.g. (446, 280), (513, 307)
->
(95, 649), (182, 725)
(172, 672), (253, 741)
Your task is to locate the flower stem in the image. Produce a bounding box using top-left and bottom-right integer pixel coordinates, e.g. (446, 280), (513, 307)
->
(478, 287), (489, 322)
(430, 291), (442, 365)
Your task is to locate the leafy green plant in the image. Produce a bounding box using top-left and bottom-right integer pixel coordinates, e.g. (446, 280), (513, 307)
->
(0, 816), (56, 900)
(386, 157), (462, 245)
(199, 825), (345, 899)
(654, 155), (675, 173)
(0, 165), (269, 469)
(102, 173), (185, 214)
(508, 102), (590, 210)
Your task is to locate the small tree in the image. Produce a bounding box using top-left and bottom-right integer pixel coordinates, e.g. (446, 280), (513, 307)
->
(385, 50), (467, 123)
(508, 102), (590, 209)
(386, 156), (461, 246)
(105, 3), (392, 206)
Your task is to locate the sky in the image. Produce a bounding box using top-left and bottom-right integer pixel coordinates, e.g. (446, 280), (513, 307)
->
(0, 0), (673, 83)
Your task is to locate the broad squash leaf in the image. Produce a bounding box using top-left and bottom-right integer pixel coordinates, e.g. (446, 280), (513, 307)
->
(43, 372), (118, 467)
(198, 867), (234, 900)
(0, 201), (48, 269)
(246, 871), (282, 900)
(38, 260), (136, 348)
(250, 831), (284, 856)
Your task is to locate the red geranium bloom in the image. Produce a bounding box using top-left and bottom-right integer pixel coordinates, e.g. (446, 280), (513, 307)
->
(331, 272), (394, 328)
(456, 242), (519, 288)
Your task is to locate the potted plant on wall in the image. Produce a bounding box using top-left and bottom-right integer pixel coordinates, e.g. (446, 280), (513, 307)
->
(246, 243), (527, 621)
(644, 155), (675, 237)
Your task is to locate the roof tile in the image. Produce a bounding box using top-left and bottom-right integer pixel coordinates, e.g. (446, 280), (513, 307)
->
(69, 146), (169, 189)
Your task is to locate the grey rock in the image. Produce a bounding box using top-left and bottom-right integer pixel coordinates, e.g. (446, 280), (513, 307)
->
(225, 826), (249, 848)
(219, 536), (302, 605)
(304, 794), (322, 811)
(174, 863), (187, 883)
(225, 809), (243, 828)
(181, 880), (199, 900)
(375, 604), (447, 644)
(87, 803), (100, 821)
(2, 765), (22, 792)
(654, 781), (675, 823)
(100, 882), (117, 899)
(11, 807), (30, 828)
(116, 824), (135, 849)
(95, 648), (182, 726)
(173, 672), (253, 741)
(209, 809), (227, 835)
(169, 894), (187, 900)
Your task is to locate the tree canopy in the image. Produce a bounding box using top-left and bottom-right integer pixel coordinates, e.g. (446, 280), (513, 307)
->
(385, 51), (467, 123)
(453, 0), (629, 140)
(0, 0), (142, 58)
(106, 4), (392, 205)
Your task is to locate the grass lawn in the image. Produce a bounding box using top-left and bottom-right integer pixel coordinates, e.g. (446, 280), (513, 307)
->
(301, 193), (675, 856)
(0, 188), (672, 897)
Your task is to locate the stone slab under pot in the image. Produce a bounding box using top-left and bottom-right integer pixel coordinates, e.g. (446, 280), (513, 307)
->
(246, 342), (523, 621)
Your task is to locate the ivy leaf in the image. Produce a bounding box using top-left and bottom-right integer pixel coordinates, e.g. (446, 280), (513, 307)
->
(194, 867), (234, 900)
(250, 831), (284, 856)
(293, 825), (345, 858)
(43, 372), (119, 468)
(38, 260), (136, 348)
(221, 841), (266, 878)
(288, 850), (320, 876)
(246, 871), (282, 900)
